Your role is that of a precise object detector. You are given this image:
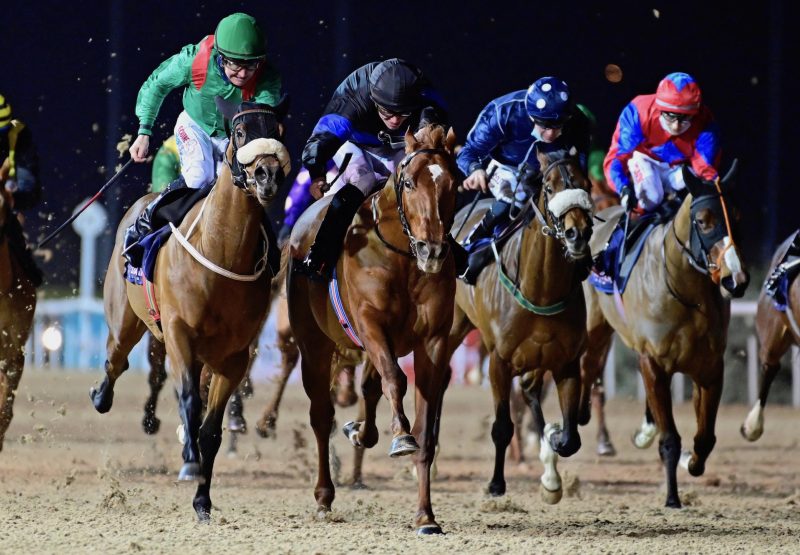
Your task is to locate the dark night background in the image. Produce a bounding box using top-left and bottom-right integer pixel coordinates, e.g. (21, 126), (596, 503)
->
(2, 1), (796, 293)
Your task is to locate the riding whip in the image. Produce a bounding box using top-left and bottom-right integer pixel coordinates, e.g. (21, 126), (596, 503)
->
(320, 152), (353, 195)
(38, 158), (133, 248)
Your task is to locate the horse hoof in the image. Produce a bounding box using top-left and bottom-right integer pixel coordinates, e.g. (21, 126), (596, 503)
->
(486, 482), (506, 497)
(176, 424), (186, 445)
(389, 434), (420, 457)
(631, 425), (657, 449)
(142, 415), (161, 435)
(315, 506), (331, 520)
(193, 499), (212, 522)
(665, 497), (682, 509)
(178, 462), (205, 484)
(417, 524), (443, 535)
(349, 480), (369, 490)
(342, 421), (363, 447)
(540, 485), (563, 505)
(596, 440), (616, 457)
(255, 420), (274, 439)
(228, 415), (247, 434)
(739, 423), (762, 442)
(90, 383), (114, 414)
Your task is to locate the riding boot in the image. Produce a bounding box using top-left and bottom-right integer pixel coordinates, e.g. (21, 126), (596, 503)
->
(459, 199), (511, 285)
(123, 177), (186, 266)
(461, 199), (511, 247)
(298, 183), (366, 282)
(4, 213), (43, 287)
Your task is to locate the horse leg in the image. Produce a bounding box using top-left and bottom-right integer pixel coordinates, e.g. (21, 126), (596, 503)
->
(632, 401), (658, 449)
(520, 370), (545, 458)
(410, 336), (449, 535)
(640, 354), (682, 508)
(359, 330), (416, 457)
(579, 317), (614, 426)
(550, 358), (582, 457)
(508, 377), (527, 464)
(91, 308), (146, 413)
(193, 354), (249, 521)
(682, 370), (722, 477)
(0, 352), (25, 451)
(226, 342), (258, 437)
(142, 334), (167, 435)
(343, 359), (381, 489)
(333, 346), (359, 407)
(591, 380), (616, 456)
(741, 327), (792, 441)
(255, 325), (298, 438)
(486, 351), (513, 497)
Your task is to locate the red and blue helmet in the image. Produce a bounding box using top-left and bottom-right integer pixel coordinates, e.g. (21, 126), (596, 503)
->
(525, 77), (572, 123)
(655, 72), (702, 115)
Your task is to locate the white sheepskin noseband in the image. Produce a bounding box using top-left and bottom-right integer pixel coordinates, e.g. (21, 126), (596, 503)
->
(236, 138), (291, 174)
(547, 189), (593, 218)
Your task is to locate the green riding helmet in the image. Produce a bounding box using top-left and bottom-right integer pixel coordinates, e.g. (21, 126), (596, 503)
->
(214, 12), (266, 60)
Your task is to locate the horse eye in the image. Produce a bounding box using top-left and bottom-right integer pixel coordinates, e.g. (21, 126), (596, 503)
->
(404, 178), (414, 189)
(545, 185), (554, 195)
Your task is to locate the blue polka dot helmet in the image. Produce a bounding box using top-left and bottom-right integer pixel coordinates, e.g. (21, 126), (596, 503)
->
(525, 76), (572, 123)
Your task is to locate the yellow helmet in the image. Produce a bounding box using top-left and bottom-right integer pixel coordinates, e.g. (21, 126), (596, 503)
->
(0, 94), (11, 129)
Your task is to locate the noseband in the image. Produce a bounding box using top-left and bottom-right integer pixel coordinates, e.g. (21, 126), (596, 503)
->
(528, 157), (591, 241)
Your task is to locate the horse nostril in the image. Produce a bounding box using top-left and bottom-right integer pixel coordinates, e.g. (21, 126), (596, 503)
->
(416, 241), (430, 258)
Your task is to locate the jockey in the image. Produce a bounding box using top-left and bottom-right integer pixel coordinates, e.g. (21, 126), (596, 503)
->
(457, 76), (591, 284)
(297, 58), (464, 282)
(604, 72), (721, 214)
(0, 93), (43, 286)
(124, 12), (283, 272)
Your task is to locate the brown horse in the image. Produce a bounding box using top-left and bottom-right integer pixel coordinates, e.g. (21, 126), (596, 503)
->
(90, 102), (289, 520)
(741, 232), (800, 441)
(581, 164), (749, 508)
(0, 189), (37, 451)
(287, 125), (459, 535)
(254, 285), (359, 439)
(448, 147), (595, 504)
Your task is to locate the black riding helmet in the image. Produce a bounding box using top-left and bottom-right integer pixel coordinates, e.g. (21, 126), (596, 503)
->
(368, 59), (423, 114)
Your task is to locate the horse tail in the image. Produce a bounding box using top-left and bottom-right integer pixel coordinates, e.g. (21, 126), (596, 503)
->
(270, 242), (291, 294)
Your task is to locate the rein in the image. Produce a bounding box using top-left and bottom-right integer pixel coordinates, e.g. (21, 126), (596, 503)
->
(169, 189), (270, 281)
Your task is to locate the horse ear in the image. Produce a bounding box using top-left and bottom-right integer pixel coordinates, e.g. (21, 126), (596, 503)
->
(445, 127), (457, 154)
(405, 127), (419, 153)
(214, 96), (239, 122)
(682, 165), (706, 197)
(271, 93), (291, 120)
(721, 158), (738, 187)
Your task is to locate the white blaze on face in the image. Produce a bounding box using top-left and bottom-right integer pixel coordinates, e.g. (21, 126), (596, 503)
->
(428, 164), (444, 182)
(723, 236), (743, 274)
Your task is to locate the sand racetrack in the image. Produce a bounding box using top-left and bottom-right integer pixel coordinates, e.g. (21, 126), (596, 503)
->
(1, 370), (798, 554)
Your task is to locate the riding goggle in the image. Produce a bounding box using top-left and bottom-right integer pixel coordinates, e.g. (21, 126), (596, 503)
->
(220, 55), (263, 72)
(660, 111), (693, 124)
(375, 102), (413, 119)
(531, 117), (566, 130)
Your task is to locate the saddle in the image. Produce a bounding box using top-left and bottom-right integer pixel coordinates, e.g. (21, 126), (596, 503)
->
(589, 196), (683, 295)
(765, 230), (800, 312)
(461, 204), (531, 280)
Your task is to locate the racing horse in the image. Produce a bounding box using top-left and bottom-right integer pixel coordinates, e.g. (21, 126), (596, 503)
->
(0, 189), (37, 451)
(741, 231), (800, 441)
(448, 147), (595, 504)
(90, 101), (290, 521)
(287, 124), (459, 535)
(581, 164), (748, 508)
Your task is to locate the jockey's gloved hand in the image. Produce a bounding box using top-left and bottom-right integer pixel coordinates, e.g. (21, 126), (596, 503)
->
(620, 186), (636, 212)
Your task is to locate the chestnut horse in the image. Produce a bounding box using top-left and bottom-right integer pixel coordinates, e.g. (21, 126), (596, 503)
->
(0, 189), (37, 451)
(287, 125), (458, 535)
(90, 102), (289, 520)
(741, 231), (800, 441)
(581, 164), (749, 508)
(448, 147), (595, 504)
